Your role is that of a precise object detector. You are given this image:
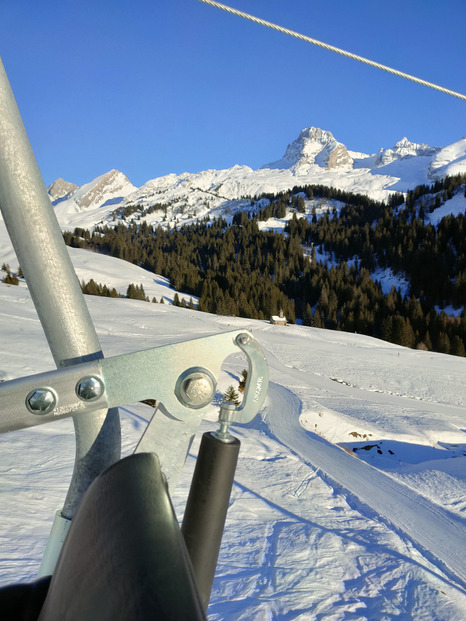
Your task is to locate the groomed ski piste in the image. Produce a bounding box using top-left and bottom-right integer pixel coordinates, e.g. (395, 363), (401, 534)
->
(0, 254), (465, 619)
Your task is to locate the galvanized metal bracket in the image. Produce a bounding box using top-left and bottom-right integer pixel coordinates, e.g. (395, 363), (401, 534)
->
(0, 329), (268, 488)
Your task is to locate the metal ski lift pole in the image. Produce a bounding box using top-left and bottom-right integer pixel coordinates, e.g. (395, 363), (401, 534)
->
(0, 58), (121, 575)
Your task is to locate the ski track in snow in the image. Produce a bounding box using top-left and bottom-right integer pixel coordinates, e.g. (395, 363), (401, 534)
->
(204, 334), (466, 619)
(206, 417), (466, 619)
(259, 340), (466, 591)
(265, 382), (466, 588)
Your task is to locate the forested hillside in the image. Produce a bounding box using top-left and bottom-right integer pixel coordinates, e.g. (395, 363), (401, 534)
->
(62, 175), (466, 356)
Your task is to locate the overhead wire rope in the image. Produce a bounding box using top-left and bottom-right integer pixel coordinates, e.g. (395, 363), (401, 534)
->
(198, 0), (466, 102)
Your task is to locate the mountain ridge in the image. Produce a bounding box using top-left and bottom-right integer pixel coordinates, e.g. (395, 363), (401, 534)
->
(49, 126), (466, 231)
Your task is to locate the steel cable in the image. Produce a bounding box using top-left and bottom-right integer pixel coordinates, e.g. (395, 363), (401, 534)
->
(199, 0), (466, 101)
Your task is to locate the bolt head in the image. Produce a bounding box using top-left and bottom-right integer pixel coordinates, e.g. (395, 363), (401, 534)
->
(176, 369), (216, 409)
(184, 377), (214, 403)
(76, 376), (104, 402)
(26, 388), (56, 415)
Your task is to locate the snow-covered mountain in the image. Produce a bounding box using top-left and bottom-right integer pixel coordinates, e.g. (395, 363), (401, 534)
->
(263, 127), (354, 171)
(47, 178), (78, 201)
(374, 136), (439, 166)
(65, 169), (136, 210)
(48, 127), (466, 233)
(50, 169), (137, 230)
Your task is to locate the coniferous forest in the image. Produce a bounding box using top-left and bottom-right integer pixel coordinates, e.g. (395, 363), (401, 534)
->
(61, 174), (466, 356)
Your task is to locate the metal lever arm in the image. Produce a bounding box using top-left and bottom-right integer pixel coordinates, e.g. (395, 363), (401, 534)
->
(0, 330), (268, 434)
(0, 329), (268, 491)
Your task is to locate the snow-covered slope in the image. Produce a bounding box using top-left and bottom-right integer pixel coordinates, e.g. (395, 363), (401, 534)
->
(0, 213), (194, 305)
(48, 127), (466, 234)
(0, 282), (465, 619)
(429, 137), (466, 179)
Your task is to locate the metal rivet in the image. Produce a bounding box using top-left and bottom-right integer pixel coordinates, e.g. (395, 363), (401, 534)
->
(76, 376), (104, 402)
(176, 368), (216, 409)
(26, 388), (57, 415)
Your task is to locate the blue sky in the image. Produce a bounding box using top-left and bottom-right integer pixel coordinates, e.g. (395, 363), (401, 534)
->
(1, 0), (465, 188)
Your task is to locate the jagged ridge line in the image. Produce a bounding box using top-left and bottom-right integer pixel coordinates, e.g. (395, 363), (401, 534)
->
(198, 0), (466, 102)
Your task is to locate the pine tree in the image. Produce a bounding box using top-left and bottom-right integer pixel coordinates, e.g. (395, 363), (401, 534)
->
(223, 385), (240, 406)
(424, 330), (433, 351)
(382, 316), (393, 342)
(2, 272), (19, 285)
(435, 331), (451, 354)
(313, 307), (324, 328)
(126, 283), (149, 301)
(1, 262), (19, 285)
(296, 196), (306, 213)
(82, 279), (100, 296)
(303, 303), (313, 327)
(450, 335), (465, 357)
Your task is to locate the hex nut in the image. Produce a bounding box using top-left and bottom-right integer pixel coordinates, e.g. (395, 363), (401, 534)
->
(26, 388), (57, 415)
(76, 376), (104, 402)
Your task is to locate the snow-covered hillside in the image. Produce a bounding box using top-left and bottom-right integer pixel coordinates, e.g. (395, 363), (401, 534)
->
(0, 279), (465, 619)
(45, 127), (466, 234)
(0, 206), (194, 304)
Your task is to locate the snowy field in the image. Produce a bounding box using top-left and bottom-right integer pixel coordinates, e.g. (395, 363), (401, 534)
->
(0, 273), (465, 619)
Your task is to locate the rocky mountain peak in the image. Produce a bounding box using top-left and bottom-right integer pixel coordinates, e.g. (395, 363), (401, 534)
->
(375, 137), (439, 166)
(263, 127), (353, 171)
(47, 178), (78, 201)
(75, 170), (136, 210)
